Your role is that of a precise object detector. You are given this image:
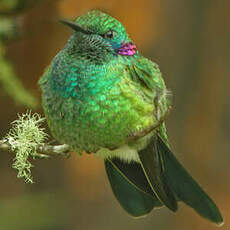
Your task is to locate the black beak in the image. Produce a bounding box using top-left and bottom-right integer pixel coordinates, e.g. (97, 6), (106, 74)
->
(59, 19), (92, 35)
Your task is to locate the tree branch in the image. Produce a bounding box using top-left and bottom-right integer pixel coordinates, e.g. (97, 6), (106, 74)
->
(0, 111), (73, 183)
(0, 138), (71, 159)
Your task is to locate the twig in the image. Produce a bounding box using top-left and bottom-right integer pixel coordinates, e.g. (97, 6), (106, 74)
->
(0, 138), (71, 159)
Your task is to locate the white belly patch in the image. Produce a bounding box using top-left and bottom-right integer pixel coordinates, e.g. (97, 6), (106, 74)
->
(96, 145), (140, 163)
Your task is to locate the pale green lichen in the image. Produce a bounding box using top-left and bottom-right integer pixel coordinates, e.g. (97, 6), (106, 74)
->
(6, 111), (48, 183)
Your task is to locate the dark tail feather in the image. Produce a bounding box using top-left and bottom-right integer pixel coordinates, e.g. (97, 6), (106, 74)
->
(156, 134), (224, 226)
(138, 137), (178, 212)
(105, 158), (162, 217)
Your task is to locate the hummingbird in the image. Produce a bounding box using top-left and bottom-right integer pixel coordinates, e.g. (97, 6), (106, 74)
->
(39, 10), (223, 225)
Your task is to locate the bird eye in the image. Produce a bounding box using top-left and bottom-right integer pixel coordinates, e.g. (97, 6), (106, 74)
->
(103, 30), (116, 39)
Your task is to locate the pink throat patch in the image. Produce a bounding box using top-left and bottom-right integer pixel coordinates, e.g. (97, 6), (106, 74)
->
(117, 42), (137, 56)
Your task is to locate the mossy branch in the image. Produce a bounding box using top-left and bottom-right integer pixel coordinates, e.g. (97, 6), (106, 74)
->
(0, 112), (71, 183)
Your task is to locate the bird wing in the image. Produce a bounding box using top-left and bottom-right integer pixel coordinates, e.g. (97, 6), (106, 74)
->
(125, 57), (169, 103)
(123, 56), (171, 142)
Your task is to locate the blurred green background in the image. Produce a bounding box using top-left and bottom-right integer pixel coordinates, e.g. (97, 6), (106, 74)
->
(0, 0), (229, 229)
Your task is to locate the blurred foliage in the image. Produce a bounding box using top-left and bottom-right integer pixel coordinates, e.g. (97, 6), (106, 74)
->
(0, 17), (20, 41)
(0, 42), (38, 108)
(0, 0), (229, 230)
(0, 0), (42, 15)
(0, 3), (39, 108)
(0, 193), (69, 230)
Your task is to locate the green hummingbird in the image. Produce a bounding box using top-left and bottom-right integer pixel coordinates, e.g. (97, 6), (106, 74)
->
(39, 10), (223, 225)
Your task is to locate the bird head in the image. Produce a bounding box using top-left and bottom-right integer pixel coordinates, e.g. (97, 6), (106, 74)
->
(60, 10), (137, 60)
